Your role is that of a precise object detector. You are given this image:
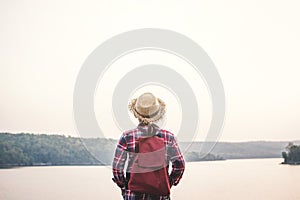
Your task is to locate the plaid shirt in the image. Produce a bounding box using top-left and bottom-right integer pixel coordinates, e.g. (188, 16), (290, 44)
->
(112, 123), (185, 200)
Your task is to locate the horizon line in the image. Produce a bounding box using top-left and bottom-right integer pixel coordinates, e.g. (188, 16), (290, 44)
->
(1, 131), (300, 143)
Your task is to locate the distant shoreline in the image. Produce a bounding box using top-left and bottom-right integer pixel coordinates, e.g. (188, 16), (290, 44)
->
(1, 158), (286, 169)
(1, 132), (292, 168)
(0, 163), (105, 169)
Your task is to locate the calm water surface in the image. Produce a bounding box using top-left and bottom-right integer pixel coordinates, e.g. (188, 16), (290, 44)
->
(1, 158), (299, 200)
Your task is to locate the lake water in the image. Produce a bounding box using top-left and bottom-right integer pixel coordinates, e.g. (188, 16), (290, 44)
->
(1, 158), (299, 200)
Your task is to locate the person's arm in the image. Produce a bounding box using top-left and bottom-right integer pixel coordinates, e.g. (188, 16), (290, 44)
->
(112, 134), (127, 192)
(169, 136), (185, 186)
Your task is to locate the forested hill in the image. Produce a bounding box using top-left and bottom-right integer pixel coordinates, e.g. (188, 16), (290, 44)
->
(0, 132), (296, 167)
(0, 132), (114, 166)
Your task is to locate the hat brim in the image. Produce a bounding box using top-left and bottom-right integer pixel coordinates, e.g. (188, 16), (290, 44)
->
(128, 98), (166, 124)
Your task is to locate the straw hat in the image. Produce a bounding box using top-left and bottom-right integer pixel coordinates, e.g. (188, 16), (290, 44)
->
(128, 92), (166, 124)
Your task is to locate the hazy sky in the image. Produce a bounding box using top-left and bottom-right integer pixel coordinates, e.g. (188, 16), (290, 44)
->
(1, 0), (300, 142)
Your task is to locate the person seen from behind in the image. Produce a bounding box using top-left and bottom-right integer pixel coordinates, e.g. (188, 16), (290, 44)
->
(112, 92), (185, 200)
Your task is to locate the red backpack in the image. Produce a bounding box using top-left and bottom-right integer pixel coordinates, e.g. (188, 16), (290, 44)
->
(128, 135), (170, 196)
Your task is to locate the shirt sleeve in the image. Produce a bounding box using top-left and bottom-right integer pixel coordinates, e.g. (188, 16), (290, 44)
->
(169, 136), (185, 186)
(112, 134), (128, 189)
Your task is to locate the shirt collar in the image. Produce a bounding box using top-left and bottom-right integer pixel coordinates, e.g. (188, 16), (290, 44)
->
(137, 123), (159, 136)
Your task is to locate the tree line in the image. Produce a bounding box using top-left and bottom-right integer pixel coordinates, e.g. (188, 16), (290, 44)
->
(0, 133), (223, 167)
(0, 133), (107, 166)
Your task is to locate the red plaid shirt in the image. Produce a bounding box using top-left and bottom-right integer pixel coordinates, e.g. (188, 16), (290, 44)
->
(112, 123), (185, 200)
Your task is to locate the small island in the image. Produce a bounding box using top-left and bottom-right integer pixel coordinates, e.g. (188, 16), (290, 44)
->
(281, 142), (300, 165)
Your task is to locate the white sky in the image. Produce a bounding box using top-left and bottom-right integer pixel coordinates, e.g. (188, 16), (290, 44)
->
(1, 0), (300, 142)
